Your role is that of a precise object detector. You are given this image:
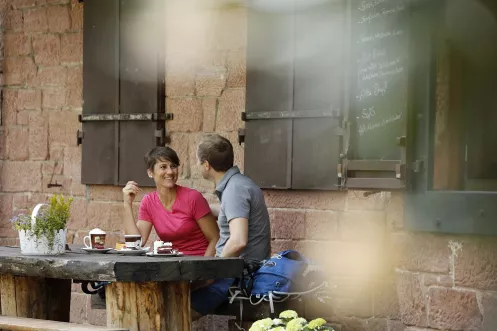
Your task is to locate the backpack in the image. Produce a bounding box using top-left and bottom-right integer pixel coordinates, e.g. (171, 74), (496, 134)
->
(249, 250), (309, 297)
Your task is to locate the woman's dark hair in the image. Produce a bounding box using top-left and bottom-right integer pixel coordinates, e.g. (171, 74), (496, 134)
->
(197, 134), (234, 172)
(144, 146), (180, 170)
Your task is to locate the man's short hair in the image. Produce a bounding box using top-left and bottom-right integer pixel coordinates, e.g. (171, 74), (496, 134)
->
(197, 134), (234, 172)
(144, 146), (180, 170)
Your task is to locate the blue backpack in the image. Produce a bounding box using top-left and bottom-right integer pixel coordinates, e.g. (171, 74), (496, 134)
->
(249, 250), (310, 297)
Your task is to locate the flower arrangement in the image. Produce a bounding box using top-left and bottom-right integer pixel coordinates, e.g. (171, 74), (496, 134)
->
(10, 194), (73, 250)
(249, 310), (333, 331)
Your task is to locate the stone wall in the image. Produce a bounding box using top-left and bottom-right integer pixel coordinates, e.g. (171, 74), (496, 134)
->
(0, 1), (496, 331)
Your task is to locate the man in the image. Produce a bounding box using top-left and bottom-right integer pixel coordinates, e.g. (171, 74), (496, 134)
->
(191, 133), (271, 318)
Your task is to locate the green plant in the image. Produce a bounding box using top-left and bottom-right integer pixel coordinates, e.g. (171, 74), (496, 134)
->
(249, 310), (333, 331)
(11, 194), (73, 249)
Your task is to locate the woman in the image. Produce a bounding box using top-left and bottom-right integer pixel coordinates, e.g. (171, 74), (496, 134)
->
(122, 146), (219, 256)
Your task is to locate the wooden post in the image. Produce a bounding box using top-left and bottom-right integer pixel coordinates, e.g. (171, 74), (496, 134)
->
(0, 274), (71, 321)
(106, 281), (191, 331)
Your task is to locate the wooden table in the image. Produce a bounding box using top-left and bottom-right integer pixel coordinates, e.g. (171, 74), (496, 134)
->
(0, 246), (244, 331)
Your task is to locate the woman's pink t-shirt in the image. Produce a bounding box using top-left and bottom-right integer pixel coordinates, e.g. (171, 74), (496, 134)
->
(138, 186), (211, 256)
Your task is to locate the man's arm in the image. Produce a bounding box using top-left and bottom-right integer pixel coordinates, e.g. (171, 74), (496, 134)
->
(220, 217), (248, 257)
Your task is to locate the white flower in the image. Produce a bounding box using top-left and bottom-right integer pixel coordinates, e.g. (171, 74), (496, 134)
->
(279, 310), (298, 320)
(272, 318), (283, 326)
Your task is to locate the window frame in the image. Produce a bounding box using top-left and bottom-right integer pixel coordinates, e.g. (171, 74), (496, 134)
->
(404, 0), (497, 235)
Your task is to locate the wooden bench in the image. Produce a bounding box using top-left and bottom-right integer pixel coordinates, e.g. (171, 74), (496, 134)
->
(0, 316), (128, 331)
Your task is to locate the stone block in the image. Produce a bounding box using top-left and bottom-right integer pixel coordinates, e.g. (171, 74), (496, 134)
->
(24, 7), (48, 32)
(42, 87), (67, 109)
(169, 132), (190, 179)
(454, 238), (497, 291)
(4, 57), (37, 86)
(16, 110), (30, 126)
(1, 161), (42, 192)
(48, 110), (80, 146)
(69, 292), (87, 324)
(365, 319), (388, 331)
(202, 98), (217, 132)
(13, 0), (36, 8)
(345, 191), (388, 211)
(4, 32), (31, 56)
(68, 198), (87, 230)
(264, 190), (345, 210)
(269, 208), (305, 240)
(63, 146), (81, 179)
(339, 210), (386, 242)
(42, 174), (72, 193)
(372, 281), (400, 319)
(326, 277), (373, 318)
(6, 126), (29, 161)
(18, 89), (41, 110)
(305, 210), (338, 240)
(428, 287), (482, 330)
(481, 291), (497, 331)
(328, 317), (367, 331)
(386, 192), (404, 231)
(42, 161), (63, 175)
(396, 271), (428, 327)
(296, 240), (373, 278)
(2, 90), (18, 125)
(387, 320), (406, 331)
(166, 98), (203, 132)
(86, 201), (113, 230)
(47, 5), (70, 32)
(165, 66), (195, 97)
(30, 113), (50, 159)
(89, 185), (126, 202)
(60, 32), (82, 63)
(214, 7), (246, 50)
(392, 233), (450, 274)
(66, 66), (82, 108)
(70, 0), (83, 31)
(270, 239), (295, 254)
(87, 305), (106, 326)
(36, 66), (68, 87)
(216, 88), (244, 132)
(33, 34), (60, 66)
(195, 67), (226, 97)
(0, 194), (14, 224)
(226, 50), (246, 88)
(5, 10), (23, 31)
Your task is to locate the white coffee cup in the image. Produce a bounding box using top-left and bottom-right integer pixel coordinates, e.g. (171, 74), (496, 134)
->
(84, 228), (106, 249)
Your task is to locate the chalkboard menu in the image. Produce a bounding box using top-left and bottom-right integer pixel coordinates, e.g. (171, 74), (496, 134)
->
(351, 0), (409, 160)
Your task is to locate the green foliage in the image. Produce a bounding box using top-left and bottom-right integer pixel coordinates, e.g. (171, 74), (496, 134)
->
(11, 195), (73, 249)
(249, 311), (334, 331)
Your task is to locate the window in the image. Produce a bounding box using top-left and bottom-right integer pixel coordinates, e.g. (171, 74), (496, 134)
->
(80, 0), (166, 186)
(405, 0), (497, 235)
(244, 0), (497, 234)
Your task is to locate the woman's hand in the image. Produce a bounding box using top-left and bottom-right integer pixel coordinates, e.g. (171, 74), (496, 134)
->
(123, 181), (141, 205)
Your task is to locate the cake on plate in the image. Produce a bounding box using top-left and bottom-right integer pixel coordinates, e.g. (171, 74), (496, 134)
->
(153, 241), (175, 255)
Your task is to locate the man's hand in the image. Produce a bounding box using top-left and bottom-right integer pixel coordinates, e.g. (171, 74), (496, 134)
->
(123, 181), (141, 205)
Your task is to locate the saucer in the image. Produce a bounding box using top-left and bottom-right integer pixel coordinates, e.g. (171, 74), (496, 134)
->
(115, 247), (150, 256)
(146, 251), (183, 257)
(81, 247), (112, 254)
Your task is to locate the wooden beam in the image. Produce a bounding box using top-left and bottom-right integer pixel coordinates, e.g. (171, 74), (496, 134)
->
(0, 275), (71, 322)
(106, 281), (191, 331)
(0, 315), (128, 331)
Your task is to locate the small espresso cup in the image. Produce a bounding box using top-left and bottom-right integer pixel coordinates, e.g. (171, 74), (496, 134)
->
(84, 228), (106, 249)
(124, 234), (142, 249)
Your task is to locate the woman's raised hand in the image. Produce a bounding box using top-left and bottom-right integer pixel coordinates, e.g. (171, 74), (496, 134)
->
(122, 181), (141, 204)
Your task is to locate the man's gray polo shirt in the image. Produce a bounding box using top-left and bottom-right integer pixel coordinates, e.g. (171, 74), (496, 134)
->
(215, 166), (271, 262)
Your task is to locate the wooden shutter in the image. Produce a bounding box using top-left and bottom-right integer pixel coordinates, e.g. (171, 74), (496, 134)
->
(81, 0), (166, 186)
(343, 0), (412, 190)
(244, 0), (345, 190)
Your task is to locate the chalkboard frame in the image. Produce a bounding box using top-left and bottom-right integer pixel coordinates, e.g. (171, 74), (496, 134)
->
(343, 0), (417, 190)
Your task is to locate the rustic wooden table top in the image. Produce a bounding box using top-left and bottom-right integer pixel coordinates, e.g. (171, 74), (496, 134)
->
(0, 246), (244, 282)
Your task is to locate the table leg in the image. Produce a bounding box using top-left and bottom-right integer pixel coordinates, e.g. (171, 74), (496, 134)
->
(0, 274), (71, 321)
(106, 281), (191, 331)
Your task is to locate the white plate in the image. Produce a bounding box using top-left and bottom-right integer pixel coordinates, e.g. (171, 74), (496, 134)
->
(146, 251), (183, 257)
(114, 247), (150, 256)
(81, 248), (112, 254)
